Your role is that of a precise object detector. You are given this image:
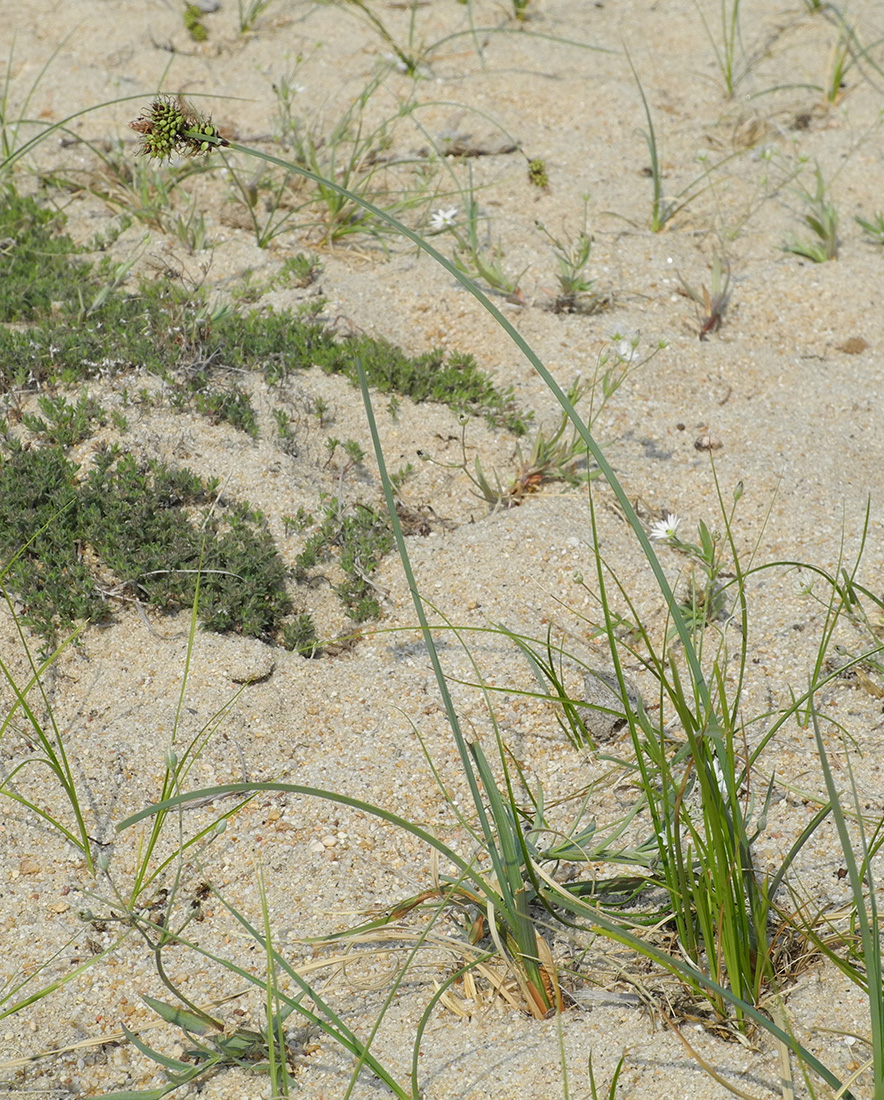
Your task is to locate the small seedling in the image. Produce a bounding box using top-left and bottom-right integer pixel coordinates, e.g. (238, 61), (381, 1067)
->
(677, 255), (732, 339)
(311, 396), (332, 427)
(282, 507), (313, 536)
(449, 194), (526, 302)
(537, 201), (607, 313)
(238, 0), (276, 33)
(696, 0), (746, 98)
(390, 462), (414, 492)
(856, 210), (884, 244)
(334, 0), (421, 75)
(325, 436), (365, 479)
(282, 611), (319, 655)
(784, 163), (839, 261)
(825, 30), (851, 102)
(171, 201), (211, 253)
(626, 52), (728, 231)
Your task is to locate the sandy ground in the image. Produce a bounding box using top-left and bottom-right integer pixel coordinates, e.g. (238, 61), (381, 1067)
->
(3, 1), (884, 1097)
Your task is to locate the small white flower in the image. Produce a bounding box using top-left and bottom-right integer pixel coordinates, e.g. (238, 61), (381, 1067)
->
(649, 513), (680, 541)
(607, 327), (640, 364)
(711, 757), (728, 797)
(429, 206), (458, 232)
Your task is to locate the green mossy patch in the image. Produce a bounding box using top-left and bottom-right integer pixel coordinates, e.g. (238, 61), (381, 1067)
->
(0, 442), (292, 644)
(0, 186), (529, 434)
(0, 184), (526, 648)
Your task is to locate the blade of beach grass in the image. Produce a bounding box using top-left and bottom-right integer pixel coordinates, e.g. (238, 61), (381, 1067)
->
(116, 778), (857, 1098)
(0, 594), (94, 868)
(812, 704), (884, 1098)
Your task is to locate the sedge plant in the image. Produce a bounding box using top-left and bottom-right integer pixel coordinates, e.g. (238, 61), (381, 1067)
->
(627, 51), (734, 232)
(0, 88), (858, 1097)
(783, 162), (840, 261)
(115, 92), (884, 1100)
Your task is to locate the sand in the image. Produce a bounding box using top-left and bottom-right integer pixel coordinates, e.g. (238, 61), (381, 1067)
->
(2, 1), (884, 1097)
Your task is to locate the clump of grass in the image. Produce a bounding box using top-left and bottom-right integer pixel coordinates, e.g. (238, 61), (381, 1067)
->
(856, 210), (884, 244)
(697, 0), (747, 98)
(237, 0), (276, 33)
(626, 53), (728, 232)
(537, 201), (608, 314)
(48, 139), (214, 238)
(677, 254), (732, 339)
(783, 163), (839, 261)
(240, 73), (432, 247)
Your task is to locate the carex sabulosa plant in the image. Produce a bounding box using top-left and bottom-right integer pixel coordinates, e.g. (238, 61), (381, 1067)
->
(123, 92), (877, 1099)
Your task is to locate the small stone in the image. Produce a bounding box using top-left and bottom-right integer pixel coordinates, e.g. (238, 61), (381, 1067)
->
(837, 336), (869, 355)
(19, 858), (40, 875)
(577, 668), (643, 742)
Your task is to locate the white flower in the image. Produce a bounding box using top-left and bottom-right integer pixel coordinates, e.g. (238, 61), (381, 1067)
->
(649, 513), (680, 541)
(711, 757), (728, 797)
(607, 327), (639, 364)
(429, 206), (458, 231)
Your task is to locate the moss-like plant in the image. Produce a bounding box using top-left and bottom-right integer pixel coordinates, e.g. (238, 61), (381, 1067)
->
(0, 442), (292, 643)
(0, 184), (528, 434)
(0, 185), (82, 319)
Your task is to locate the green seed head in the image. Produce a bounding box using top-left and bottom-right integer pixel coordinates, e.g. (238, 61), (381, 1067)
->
(129, 96), (228, 161)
